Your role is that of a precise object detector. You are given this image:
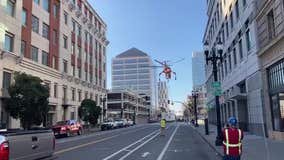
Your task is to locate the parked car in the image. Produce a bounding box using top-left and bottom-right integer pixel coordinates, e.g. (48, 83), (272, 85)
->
(52, 120), (82, 137)
(0, 128), (55, 160)
(114, 119), (124, 128)
(101, 120), (114, 131)
(127, 119), (134, 126)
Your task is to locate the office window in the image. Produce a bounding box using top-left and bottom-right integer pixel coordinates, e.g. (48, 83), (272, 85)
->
(32, 15), (39, 33)
(22, 9), (27, 26)
(34, 0), (40, 5)
(53, 4), (58, 17)
(235, 0), (239, 19)
(63, 35), (68, 49)
(42, 51), (49, 66)
(53, 30), (58, 45)
(72, 19), (76, 32)
(64, 11), (68, 25)
(5, 32), (14, 52)
(43, 0), (49, 12)
(246, 29), (251, 51)
(6, 0), (15, 17)
(72, 88), (76, 101)
(31, 46), (38, 62)
(2, 72), (12, 89)
(21, 40), (26, 56)
(54, 83), (57, 98)
(63, 60), (68, 73)
(78, 90), (82, 102)
(42, 23), (49, 39)
(267, 10), (275, 40)
(78, 67), (82, 78)
(233, 48), (237, 66)
(239, 39), (243, 60)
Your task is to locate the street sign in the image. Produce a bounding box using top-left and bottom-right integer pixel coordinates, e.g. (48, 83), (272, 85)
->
(211, 81), (222, 96)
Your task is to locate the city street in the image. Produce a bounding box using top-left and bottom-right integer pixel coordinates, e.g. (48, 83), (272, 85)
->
(54, 123), (221, 160)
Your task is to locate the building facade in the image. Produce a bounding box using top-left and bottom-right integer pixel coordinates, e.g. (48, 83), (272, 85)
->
(0, 0), (108, 128)
(204, 0), (264, 136)
(107, 90), (149, 124)
(256, 0), (284, 139)
(112, 48), (156, 113)
(192, 51), (206, 90)
(158, 81), (169, 112)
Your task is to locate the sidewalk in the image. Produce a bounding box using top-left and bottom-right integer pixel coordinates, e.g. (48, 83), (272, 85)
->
(192, 122), (284, 160)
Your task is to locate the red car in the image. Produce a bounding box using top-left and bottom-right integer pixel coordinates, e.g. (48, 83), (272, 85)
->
(52, 120), (82, 137)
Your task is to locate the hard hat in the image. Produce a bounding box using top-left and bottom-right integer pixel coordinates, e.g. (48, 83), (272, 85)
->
(228, 117), (237, 125)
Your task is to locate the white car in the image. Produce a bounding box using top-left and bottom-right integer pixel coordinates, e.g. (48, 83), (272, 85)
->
(127, 119), (134, 126)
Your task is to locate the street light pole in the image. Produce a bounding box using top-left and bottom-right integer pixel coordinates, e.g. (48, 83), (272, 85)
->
(204, 39), (223, 146)
(100, 95), (107, 121)
(192, 90), (199, 127)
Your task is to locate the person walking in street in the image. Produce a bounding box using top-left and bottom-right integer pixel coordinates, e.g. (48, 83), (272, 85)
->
(160, 118), (166, 136)
(223, 117), (244, 160)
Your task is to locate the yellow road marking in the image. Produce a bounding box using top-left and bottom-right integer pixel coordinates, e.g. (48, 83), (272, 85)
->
(55, 135), (119, 155)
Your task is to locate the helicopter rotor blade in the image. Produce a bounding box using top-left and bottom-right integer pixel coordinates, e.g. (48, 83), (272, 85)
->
(169, 58), (185, 65)
(154, 59), (164, 65)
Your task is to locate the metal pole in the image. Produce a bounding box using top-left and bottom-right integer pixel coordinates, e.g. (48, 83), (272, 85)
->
(194, 94), (199, 127)
(212, 53), (223, 146)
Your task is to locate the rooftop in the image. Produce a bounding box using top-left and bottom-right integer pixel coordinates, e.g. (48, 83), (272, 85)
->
(116, 48), (149, 58)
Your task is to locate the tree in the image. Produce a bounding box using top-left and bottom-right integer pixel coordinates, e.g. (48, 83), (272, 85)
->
(6, 72), (49, 129)
(78, 99), (101, 126)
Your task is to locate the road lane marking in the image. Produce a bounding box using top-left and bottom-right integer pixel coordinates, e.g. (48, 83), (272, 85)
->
(102, 130), (159, 160)
(156, 124), (179, 160)
(142, 152), (150, 158)
(54, 134), (119, 155)
(118, 133), (159, 160)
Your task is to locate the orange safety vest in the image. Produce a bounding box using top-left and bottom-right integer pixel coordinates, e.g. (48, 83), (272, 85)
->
(223, 128), (243, 156)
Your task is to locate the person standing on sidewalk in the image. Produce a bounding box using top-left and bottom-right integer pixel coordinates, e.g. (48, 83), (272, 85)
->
(223, 117), (244, 160)
(160, 119), (166, 136)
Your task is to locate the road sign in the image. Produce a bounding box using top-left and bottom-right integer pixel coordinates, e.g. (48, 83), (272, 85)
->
(211, 81), (222, 96)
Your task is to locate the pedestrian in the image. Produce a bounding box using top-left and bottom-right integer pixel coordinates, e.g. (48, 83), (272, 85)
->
(160, 118), (166, 136)
(223, 117), (244, 160)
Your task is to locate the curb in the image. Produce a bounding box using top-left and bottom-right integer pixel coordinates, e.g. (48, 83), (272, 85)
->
(190, 125), (223, 158)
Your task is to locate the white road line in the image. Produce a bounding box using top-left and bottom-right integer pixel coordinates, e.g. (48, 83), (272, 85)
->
(119, 132), (160, 160)
(156, 124), (179, 160)
(102, 130), (159, 160)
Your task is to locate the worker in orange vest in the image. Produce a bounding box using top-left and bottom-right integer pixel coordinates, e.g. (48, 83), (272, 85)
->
(223, 117), (244, 160)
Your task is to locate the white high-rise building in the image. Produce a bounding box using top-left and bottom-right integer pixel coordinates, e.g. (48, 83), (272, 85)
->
(112, 48), (156, 111)
(158, 81), (169, 112)
(192, 52), (206, 90)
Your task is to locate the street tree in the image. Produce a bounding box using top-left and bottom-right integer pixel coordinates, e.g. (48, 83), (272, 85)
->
(6, 72), (49, 129)
(78, 99), (101, 126)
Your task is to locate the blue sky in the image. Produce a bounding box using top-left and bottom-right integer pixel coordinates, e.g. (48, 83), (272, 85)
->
(90, 0), (207, 111)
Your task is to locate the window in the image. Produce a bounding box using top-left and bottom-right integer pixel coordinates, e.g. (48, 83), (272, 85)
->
(21, 41), (26, 56)
(64, 11), (68, 25)
(63, 35), (68, 49)
(242, 0), (246, 7)
(225, 21), (229, 37)
(42, 51), (49, 66)
(85, 31), (88, 42)
(6, 0), (15, 17)
(63, 60), (68, 73)
(53, 4), (58, 17)
(2, 72), (12, 89)
(90, 35), (93, 45)
(77, 25), (81, 36)
(78, 67), (82, 78)
(230, 12), (234, 29)
(72, 88), (76, 101)
(72, 65), (75, 76)
(22, 9), (27, 26)
(53, 30), (58, 45)
(32, 15), (39, 33)
(42, 23), (49, 39)
(78, 47), (82, 58)
(233, 48), (237, 66)
(31, 46), (38, 62)
(78, 90), (82, 102)
(228, 54), (232, 71)
(72, 19), (76, 32)
(85, 71), (88, 81)
(239, 39), (243, 60)
(224, 59), (228, 75)
(71, 43), (75, 54)
(54, 83), (57, 98)
(267, 10), (275, 40)
(235, 0), (239, 19)
(90, 73), (93, 82)
(5, 32), (14, 52)
(34, 0), (40, 5)
(246, 29), (251, 51)
(43, 0), (49, 12)
(90, 54), (93, 64)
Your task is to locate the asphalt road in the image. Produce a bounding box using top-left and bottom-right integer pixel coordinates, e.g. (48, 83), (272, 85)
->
(54, 123), (221, 160)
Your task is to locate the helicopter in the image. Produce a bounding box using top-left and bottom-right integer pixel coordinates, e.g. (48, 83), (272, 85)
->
(154, 58), (185, 81)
